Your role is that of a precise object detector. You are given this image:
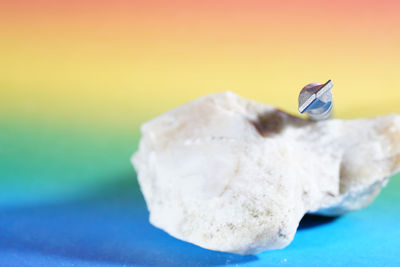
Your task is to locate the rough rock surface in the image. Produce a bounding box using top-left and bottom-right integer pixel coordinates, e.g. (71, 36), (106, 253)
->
(132, 92), (400, 255)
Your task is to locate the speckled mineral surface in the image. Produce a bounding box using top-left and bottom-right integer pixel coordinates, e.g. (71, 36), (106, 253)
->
(132, 92), (400, 255)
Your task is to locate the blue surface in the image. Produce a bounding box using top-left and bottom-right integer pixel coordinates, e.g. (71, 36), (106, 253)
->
(1, 172), (400, 266)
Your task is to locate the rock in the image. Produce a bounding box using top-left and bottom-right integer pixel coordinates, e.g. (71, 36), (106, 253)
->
(132, 92), (400, 255)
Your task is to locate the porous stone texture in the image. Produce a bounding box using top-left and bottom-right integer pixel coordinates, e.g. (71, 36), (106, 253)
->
(132, 92), (400, 255)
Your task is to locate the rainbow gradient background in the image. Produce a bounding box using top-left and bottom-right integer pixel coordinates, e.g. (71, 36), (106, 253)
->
(1, 0), (400, 266)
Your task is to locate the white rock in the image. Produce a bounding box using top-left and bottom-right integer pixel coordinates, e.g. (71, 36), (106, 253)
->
(132, 92), (400, 255)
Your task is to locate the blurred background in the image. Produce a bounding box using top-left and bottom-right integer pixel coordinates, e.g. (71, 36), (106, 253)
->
(1, 0), (400, 266)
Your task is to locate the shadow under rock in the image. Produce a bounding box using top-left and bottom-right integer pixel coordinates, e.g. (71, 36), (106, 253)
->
(0, 172), (257, 267)
(298, 214), (339, 230)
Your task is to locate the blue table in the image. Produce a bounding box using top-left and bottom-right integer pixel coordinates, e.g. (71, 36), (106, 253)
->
(1, 170), (399, 266)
